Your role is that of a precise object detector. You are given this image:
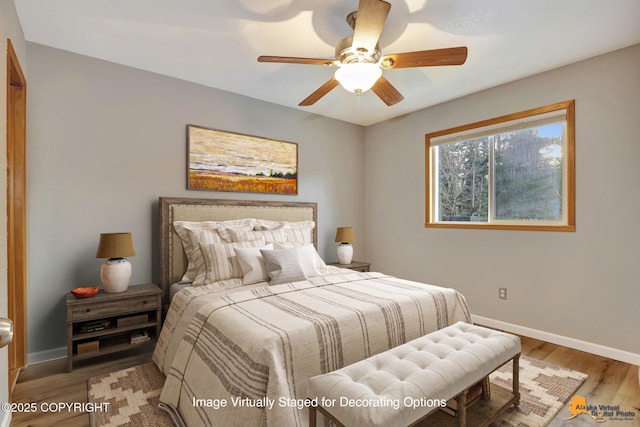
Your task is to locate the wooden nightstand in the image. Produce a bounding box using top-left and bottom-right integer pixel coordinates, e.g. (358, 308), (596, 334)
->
(329, 261), (371, 272)
(66, 283), (161, 372)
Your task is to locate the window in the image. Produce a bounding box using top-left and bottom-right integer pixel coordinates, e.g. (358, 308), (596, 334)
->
(426, 100), (575, 231)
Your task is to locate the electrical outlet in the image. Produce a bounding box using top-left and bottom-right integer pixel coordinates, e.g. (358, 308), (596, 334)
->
(499, 288), (507, 300)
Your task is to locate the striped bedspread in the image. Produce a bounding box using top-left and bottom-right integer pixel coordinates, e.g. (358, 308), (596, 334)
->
(153, 269), (471, 427)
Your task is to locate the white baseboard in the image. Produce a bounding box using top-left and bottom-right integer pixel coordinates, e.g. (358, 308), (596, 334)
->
(471, 315), (640, 366)
(27, 346), (66, 366)
(0, 411), (11, 427)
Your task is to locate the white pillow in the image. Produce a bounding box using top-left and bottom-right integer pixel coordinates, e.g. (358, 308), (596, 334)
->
(260, 248), (308, 285)
(274, 242), (326, 271)
(197, 238), (266, 286)
(234, 244), (273, 285)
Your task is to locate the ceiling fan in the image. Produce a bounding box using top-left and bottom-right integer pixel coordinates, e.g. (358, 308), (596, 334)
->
(258, 0), (468, 107)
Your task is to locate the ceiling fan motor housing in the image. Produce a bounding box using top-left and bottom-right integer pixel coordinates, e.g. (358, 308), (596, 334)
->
(335, 36), (381, 64)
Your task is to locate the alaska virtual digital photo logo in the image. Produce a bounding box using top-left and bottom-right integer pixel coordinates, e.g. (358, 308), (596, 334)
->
(567, 396), (637, 423)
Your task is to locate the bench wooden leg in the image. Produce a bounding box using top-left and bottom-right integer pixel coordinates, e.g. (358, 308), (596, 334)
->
(456, 388), (468, 427)
(313, 405), (346, 427)
(513, 353), (521, 406)
(309, 405), (316, 427)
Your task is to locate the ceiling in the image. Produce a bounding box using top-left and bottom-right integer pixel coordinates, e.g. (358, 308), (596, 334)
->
(14, 0), (640, 126)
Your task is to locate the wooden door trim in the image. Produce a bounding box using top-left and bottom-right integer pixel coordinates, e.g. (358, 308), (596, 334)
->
(6, 38), (27, 394)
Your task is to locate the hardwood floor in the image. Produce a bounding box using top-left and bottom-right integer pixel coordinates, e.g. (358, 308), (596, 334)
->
(9, 338), (640, 426)
(522, 336), (640, 427)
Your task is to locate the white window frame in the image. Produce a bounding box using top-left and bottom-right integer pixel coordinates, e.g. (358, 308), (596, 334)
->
(425, 100), (575, 231)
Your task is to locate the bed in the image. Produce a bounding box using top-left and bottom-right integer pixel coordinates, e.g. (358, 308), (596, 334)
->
(152, 197), (472, 427)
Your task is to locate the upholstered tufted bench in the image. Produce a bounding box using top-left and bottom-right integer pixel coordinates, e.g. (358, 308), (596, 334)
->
(308, 322), (521, 427)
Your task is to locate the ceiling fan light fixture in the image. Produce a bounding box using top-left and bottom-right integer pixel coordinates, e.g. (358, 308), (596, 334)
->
(335, 62), (382, 94)
(259, 1), (467, 107)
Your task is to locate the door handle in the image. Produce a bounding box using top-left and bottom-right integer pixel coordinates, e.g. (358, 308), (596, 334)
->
(0, 318), (13, 348)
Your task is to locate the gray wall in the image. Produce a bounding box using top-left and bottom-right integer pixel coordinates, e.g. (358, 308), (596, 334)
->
(365, 44), (640, 357)
(25, 39), (640, 361)
(26, 43), (366, 357)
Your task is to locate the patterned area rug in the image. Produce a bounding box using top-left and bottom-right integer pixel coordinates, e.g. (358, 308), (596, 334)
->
(87, 356), (587, 427)
(88, 363), (173, 427)
(488, 356), (588, 427)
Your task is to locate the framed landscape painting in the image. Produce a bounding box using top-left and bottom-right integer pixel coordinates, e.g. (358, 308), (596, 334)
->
(187, 125), (298, 194)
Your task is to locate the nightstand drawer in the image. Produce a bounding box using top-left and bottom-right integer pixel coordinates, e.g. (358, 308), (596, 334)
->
(70, 295), (159, 320)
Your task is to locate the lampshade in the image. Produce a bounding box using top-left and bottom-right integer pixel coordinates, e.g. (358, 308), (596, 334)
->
(335, 63), (382, 94)
(96, 232), (135, 259)
(335, 227), (355, 243)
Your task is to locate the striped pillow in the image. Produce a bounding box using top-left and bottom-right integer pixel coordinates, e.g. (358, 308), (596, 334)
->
(215, 218), (256, 242)
(173, 221), (224, 283)
(255, 219), (314, 231)
(187, 229), (227, 285)
(254, 220), (315, 244)
(274, 242), (327, 271)
(232, 228), (289, 244)
(198, 239), (266, 285)
(285, 225), (314, 244)
(260, 249), (308, 285)
(174, 219), (256, 282)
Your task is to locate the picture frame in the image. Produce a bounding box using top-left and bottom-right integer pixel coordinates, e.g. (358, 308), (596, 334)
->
(187, 125), (298, 195)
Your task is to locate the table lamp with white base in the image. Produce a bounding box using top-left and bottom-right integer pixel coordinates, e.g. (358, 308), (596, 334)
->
(96, 232), (135, 293)
(335, 227), (355, 265)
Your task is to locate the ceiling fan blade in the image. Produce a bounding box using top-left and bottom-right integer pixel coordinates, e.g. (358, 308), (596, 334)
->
(371, 76), (404, 106)
(258, 56), (338, 66)
(351, 0), (391, 54)
(380, 47), (468, 69)
(299, 78), (341, 106)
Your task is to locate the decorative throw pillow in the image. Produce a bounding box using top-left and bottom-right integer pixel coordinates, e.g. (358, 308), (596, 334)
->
(234, 244), (273, 285)
(173, 221), (224, 283)
(274, 242), (327, 271)
(197, 238), (266, 286)
(173, 219), (257, 283)
(260, 248), (308, 285)
(184, 228), (226, 283)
